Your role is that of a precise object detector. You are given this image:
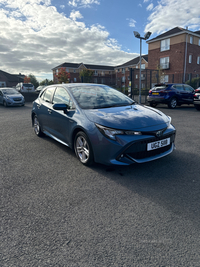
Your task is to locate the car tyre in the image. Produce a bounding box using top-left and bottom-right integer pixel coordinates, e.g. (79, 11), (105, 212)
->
(33, 115), (44, 137)
(149, 102), (157, 107)
(168, 97), (177, 109)
(74, 131), (94, 166)
(194, 104), (200, 111)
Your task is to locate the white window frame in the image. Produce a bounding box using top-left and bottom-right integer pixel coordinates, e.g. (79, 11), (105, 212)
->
(189, 54), (192, 63)
(160, 57), (169, 69)
(136, 74), (138, 79)
(141, 64), (145, 69)
(160, 38), (170, 51)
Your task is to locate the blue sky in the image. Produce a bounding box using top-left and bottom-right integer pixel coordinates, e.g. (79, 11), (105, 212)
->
(0, 0), (200, 82)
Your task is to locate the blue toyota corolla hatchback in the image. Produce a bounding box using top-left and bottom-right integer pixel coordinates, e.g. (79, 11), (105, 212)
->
(31, 84), (176, 166)
(147, 83), (194, 108)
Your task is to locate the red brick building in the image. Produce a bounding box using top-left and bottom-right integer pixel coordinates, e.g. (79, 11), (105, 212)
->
(147, 27), (200, 83)
(52, 62), (115, 86)
(52, 27), (200, 88)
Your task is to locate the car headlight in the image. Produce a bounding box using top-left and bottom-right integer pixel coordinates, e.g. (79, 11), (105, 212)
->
(6, 96), (10, 100)
(95, 123), (142, 140)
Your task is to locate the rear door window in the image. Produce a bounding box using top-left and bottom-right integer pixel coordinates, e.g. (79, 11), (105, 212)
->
(174, 84), (184, 91)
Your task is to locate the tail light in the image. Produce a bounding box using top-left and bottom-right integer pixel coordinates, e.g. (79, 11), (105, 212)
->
(149, 90), (152, 93)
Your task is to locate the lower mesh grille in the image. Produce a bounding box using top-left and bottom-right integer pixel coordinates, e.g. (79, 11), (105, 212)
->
(124, 133), (175, 161)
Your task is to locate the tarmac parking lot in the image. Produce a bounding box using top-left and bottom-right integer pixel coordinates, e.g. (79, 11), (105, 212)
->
(1, 103), (200, 266)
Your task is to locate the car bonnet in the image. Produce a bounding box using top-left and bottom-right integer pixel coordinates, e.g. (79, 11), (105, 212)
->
(83, 104), (170, 131)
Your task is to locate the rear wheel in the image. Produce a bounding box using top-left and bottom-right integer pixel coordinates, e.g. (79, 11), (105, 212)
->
(168, 97), (177, 109)
(33, 115), (44, 137)
(150, 102), (157, 107)
(74, 131), (94, 166)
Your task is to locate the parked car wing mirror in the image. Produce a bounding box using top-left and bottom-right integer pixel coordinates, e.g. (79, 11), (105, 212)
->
(53, 103), (70, 111)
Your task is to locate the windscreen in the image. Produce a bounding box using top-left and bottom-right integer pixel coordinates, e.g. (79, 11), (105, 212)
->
(70, 85), (134, 109)
(2, 89), (20, 95)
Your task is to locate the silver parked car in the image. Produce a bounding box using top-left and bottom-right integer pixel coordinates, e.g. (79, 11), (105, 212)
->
(16, 82), (35, 92)
(0, 88), (25, 107)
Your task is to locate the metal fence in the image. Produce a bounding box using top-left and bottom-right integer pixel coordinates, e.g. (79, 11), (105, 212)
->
(128, 69), (200, 104)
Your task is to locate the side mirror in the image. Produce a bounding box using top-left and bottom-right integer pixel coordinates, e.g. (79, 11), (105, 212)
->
(53, 103), (70, 112)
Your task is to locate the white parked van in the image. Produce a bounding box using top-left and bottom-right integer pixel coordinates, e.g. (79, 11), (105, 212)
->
(16, 83), (35, 92)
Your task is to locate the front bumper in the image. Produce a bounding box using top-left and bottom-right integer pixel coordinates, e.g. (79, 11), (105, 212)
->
(92, 125), (176, 166)
(5, 99), (25, 106)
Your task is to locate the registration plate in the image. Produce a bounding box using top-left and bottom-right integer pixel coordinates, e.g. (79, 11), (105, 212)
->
(147, 138), (170, 151)
(152, 92), (159, 95)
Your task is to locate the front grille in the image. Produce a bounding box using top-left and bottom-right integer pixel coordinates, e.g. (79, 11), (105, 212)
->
(14, 98), (22, 102)
(123, 133), (175, 161)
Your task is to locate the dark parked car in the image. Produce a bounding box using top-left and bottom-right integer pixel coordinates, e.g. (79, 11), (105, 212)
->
(194, 87), (200, 110)
(147, 83), (194, 108)
(31, 84), (176, 166)
(0, 88), (25, 107)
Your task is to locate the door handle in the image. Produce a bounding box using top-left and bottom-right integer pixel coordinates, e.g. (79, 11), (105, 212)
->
(48, 109), (52, 114)
(37, 104), (41, 109)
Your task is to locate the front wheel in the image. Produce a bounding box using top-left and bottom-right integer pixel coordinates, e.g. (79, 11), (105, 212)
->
(33, 115), (44, 137)
(149, 102), (157, 107)
(168, 98), (177, 109)
(74, 131), (94, 166)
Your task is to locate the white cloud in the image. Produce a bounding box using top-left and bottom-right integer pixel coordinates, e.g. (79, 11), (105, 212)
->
(60, 5), (65, 9)
(145, 0), (200, 34)
(127, 18), (136, 28)
(146, 3), (153, 11)
(0, 0), (135, 79)
(69, 10), (83, 20)
(68, 0), (100, 8)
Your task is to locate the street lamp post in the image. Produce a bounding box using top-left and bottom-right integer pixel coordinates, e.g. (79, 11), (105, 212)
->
(133, 31), (152, 104)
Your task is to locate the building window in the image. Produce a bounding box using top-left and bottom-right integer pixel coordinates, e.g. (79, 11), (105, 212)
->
(190, 36), (193, 44)
(122, 68), (125, 73)
(94, 70), (98, 76)
(101, 71), (105, 76)
(197, 56), (200, 64)
(141, 64), (145, 69)
(161, 38), (170, 51)
(118, 69), (120, 72)
(66, 68), (69, 72)
(160, 57), (169, 69)
(73, 69), (76, 73)
(136, 74), (138, 79)
(189, 55), (192, 63)
(56, 69), (58, 74)
(122, 76), (125, 82)
(74, 78), (77, 82)
(160, 75), (169, 83)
